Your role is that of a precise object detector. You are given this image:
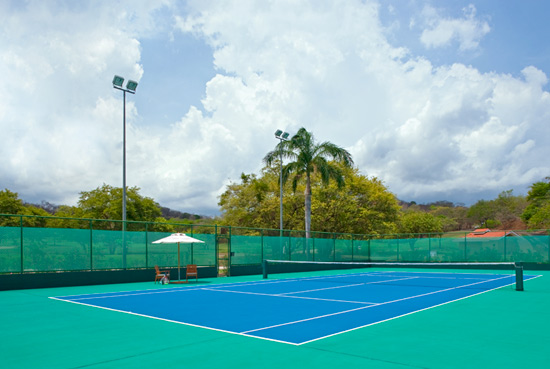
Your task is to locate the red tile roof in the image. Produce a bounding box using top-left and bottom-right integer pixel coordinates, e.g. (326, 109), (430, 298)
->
(466, 229), (517, 238)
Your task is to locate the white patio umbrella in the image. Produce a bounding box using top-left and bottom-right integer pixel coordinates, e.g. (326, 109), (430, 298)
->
(152, 233), (204, 282)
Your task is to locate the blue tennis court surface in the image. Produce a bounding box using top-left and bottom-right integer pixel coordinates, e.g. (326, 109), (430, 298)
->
(51, 270), (539, 345)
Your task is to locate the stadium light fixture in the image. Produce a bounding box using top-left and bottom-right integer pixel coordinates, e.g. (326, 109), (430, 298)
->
(112, 75), (138, 268)
(112, 75), (124, 88)
(275, 129), (289, 234)
(126, 80), (138, 92)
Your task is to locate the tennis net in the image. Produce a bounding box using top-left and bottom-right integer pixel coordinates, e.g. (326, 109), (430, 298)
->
(262, 259), (526, 291)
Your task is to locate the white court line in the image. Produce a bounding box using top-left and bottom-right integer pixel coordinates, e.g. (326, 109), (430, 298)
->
(241, 274), (512, 335)
(201, 287), (376, 305)
(368, 270), (510, 280)
(49, 295), (301, 346)
(51, 274), (351, 301)
(49, 270), (420, 301)
(53, 277), (305, 301)
(56, 271), (503, 302)
(278, 276), (419, 295)
(58, 287), (208, 301)
(299, 273), (543, 345)
(49, 273), (542, 346)
(48, 296), (241, 334)
(200, 276), (422, 304)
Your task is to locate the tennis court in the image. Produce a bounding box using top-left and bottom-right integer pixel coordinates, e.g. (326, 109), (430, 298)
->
(51, 268), (538, 345)
(2, 266), (549, 368)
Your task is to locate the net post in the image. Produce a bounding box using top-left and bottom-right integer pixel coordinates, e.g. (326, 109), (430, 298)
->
(262, 259), (268, 279)
(515, 262), (524, 291)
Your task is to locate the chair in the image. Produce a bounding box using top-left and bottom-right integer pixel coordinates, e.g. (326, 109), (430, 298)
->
(186, 264), (198, 282)
(154, 265), (170, 284)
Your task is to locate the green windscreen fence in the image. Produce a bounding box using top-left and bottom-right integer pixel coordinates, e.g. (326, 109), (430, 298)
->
(262, 235), (290, 261)
(231, 235), (263, 265)
(24, 227), (91, 272)
(0, 226), (22, 273)
(313, 237), (335, 262)
(0, 226), (216, 273)
(1, 215), (549, 274)
(335, 237), (352, 261)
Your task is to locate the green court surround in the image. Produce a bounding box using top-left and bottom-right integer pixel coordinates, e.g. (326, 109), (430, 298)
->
(1, 270), (548, 369)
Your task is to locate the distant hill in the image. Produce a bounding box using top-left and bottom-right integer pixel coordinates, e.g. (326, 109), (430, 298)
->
(398, 200), (463, 211)
(25, 200), (207, 220)
(160, 207), (206, 220)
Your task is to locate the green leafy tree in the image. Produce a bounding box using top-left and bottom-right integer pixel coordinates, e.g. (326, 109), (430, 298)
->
(311, 164), (399, 235)
(491, 190), (527, 228)
(0, 189), (26, 226)
(398, 211), (443, 253)
(263, 127), (353, 237)
(219, 172), (275, 229)
(524, 204), (550, 228)
(0, 189), (50, 226)
(467, 191), (527, 229)
(399, 211), (443, 235)
(219, 164), (400, 236)
(467, 199), (496, 228)
(429, 205), (470, 231)
(0, 189), (25, 214)
(522, 178), (550, 228)
(219, 170), (305, 230)
(78, 184), (163, 224)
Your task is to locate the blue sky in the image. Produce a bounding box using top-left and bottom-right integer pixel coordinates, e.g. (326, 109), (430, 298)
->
(1, 0), (550, 216)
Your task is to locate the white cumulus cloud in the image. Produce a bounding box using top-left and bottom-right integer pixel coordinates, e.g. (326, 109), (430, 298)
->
(419, 4), (491, 51)
(1, 0), (549, 216)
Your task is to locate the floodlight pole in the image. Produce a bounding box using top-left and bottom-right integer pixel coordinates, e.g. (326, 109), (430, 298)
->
(274, 130), (289, 235)
(113, 76), (137, 268)
(122, 88), (127, 231)
(279, 142), (283, 233)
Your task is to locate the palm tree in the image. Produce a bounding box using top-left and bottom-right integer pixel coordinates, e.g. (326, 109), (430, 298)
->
(264, 127), (354, 238)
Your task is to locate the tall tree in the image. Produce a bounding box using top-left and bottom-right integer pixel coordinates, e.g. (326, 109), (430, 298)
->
(311, 164), (399, 235)
(399, 211), (443, 235)
(0, 189), (25, 215)
(521, 178), (550, 228)
(263, 127), (353, 237)
(78, 184), (163, 226)
(218, 165), (399, 235)
(0, 189), (50, 226)
(467, 199), (495, 228)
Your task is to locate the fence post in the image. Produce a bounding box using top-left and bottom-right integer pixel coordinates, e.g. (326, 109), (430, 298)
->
(503, 229), (507, 262)
(464, 233), (468, 262)
(288, 231), (292, 261)
(312, 236), (315, 262)
(145, 222), (149, 268)
(261, 229), (264, 265)
(228, 226), (232, 276)
(215, 224), (218, 272)
(428, 235), (432, 262)
(396, 236), (400, 261)
(368, 237), (371, 262)
(351, 235), (354, 261)
(90, 219), (93, 271)
(20, 215), (23, 273)
(333, 234), (336, 262)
